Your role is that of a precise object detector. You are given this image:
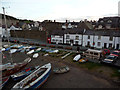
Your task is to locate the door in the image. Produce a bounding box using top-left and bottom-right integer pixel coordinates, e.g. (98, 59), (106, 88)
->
(104, 43), (107, 48)
(116, 44), (119, 50)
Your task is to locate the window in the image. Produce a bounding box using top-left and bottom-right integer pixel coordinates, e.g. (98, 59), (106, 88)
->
(88, 36), (90, 39)
(66, 40), (69, 44)
(97, 42), (101, 46)
(107, 20), (112, 23)
(100, 20), (104, 23)
(66, 35), (69, 39)
(98, 25), (103, 29)
(52, 39), (55, 41)
(98, 36), (101, 40)
(75, 41), (79, 45)
(106, 24), (111, 29)
(109, 36), (113, 41)
(75, 36), (79, 40)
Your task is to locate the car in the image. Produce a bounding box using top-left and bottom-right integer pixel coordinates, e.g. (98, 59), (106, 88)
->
(110, 50), (120, 57)
(102, 55), (118, 64)
(102, 49), (110, 55)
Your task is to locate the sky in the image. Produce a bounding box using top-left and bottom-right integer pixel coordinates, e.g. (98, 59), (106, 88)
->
(1, 0), (120, 22)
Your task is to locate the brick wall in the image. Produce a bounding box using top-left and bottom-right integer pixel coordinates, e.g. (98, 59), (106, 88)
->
(10, 30), (46, 42)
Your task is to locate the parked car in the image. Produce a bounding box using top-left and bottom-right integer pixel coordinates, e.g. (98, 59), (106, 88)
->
(102, 55), (118, 64)
(102, 49), (110, 55)
(110, 50), (120, 57)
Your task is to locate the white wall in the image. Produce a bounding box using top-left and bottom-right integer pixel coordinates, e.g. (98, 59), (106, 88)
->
(51, 35), (63, 44)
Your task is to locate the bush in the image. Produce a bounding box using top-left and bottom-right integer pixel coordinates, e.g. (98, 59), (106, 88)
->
(57, 46), (63, 48)
(40, 44), (46, 47)
(49, 45), (55, 48)
(65, 47), (72, 50)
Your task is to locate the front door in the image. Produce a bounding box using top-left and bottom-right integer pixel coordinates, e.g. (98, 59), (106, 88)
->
(104, 43), (107, 48)
(116, 44), (119, 50)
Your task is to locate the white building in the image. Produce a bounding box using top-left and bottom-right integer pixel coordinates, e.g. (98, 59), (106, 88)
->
(51, 29), (120, 49)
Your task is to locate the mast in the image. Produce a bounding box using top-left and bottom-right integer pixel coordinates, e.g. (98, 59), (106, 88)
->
(2, 7), (13, 63)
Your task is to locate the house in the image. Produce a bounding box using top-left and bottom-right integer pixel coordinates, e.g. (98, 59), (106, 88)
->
(95, 17), (120, 30)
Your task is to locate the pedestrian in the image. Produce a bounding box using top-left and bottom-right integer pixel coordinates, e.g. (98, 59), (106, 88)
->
(77, 47), (80, 52)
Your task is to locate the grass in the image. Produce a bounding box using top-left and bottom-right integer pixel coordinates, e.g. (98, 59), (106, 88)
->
(111, 68), (120, 77)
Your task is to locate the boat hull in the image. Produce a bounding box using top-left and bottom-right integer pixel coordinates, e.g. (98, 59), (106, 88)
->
(29, 69), (51, 88)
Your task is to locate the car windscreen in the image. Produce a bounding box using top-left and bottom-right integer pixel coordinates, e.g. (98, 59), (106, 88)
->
(106, 56), (116, 59)
(112, 52), (118, 55)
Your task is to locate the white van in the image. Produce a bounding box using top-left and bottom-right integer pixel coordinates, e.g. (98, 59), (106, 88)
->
(83, 49), (102, 60)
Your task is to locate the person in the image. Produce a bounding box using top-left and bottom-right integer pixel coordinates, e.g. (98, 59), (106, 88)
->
(77, 47), (80, 52)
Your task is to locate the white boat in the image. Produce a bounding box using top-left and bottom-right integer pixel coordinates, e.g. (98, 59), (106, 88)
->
(1, 48), (5, 52)
(13, 63), (51, 89)
(36, 48), (41, 51)
(73, 54), (81, 61)
(33, 53), (39, 58)
(27, 50), (35, 55)
(3, 45), (9, 48)
(9, 49), (17, 54)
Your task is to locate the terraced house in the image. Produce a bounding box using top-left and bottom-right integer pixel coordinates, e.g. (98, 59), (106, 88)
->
(51, 17), (120, 49)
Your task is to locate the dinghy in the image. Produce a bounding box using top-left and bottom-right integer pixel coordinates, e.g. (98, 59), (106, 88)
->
(0, 76), (10, 89)
(33, 53), (39, 58)
(13, 63), (51, 89)
(34, 48), (41, 53)
(27, 50), (35, 55)
(9, 49), (17, 54)
(11, 66), (39, 81)
(53, 66), (70, 74)
(73, 54), (81, 62)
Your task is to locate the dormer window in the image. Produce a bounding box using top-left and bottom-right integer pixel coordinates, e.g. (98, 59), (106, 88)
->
(98, 25), (103, 29)
(75, 36), (79, 40)
(106, 24), (111, 29)
(107, 20), (112, 23)
(100, 20), (104, 23)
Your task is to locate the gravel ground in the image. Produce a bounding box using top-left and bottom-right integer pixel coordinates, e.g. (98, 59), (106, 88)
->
(2, 43), (119, 89)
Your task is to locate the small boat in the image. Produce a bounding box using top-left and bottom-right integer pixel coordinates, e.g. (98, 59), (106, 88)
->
(34, 48), (41, 53)
(79, 58), (88, 63)
(33, 53), (39, 58)
(49, 50), (59, 53)
(11, 66), (40, 81)
(9, 49), (17, 54)
(13, 63), (51, 89)
(29, 47), (36, 50)
(27, 50), (35, 55)
(2, 58), (31, 78)
(0, 76), (10, 89)
(1, 48), (6, 52)
(73, 54), (81, 62)
(53, 66), (70, 74)
(3, 44), (9, 48)
(5, 47), (11, 51)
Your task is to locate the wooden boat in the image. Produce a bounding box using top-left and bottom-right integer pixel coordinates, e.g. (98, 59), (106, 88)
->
(11, 66), (40, 81)
(79, 58), (88, 63)
(2, 58), (31, 78)
(53, 66), (70, 74)
(13, 63), (51, 89)
(0, 76), (10, 89)
(73, 54), (81, 62)
(33, 53), (39, 58)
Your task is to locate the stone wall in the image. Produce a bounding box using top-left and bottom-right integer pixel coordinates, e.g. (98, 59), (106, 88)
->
(10, 30), (46, 42)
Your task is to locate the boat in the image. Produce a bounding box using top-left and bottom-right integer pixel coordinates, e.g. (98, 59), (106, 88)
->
(13, 63), (51, 89)
(29, 47), (36, 50)
(9, 49), (17, 54)
(2, 58), (31, 78)
(5, 47), (11, 51)
(53, 66), (70, 74)
(11, 66), (39, 81)
(34, 48), (41, 53)
(79, 58), (88, 63)
(27, 50), (35, 55)
(0, 76), (10, 89)
(73, 54), (81, 62)
(33, 53), (39, 58)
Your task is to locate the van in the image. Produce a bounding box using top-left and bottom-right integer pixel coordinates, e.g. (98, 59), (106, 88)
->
(83, 49), (103, 60)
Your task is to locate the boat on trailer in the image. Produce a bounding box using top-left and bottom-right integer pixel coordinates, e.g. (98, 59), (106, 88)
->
(13, 63), (51, 89)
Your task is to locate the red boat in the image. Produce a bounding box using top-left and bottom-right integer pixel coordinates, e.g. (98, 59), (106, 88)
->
(2, 58), (31, 78)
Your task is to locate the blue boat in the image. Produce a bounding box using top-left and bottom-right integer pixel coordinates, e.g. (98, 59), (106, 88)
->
(5, 47), (11, 51)
(11, 66), (39, 81)
(29, 47), (36, 50)
(13, 63), (51, 89)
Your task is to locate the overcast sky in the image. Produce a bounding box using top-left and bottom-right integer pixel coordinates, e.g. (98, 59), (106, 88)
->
(1, 0), (120, 21)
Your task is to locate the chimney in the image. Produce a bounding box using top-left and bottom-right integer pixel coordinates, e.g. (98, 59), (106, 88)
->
(54, 20), (56, 22)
